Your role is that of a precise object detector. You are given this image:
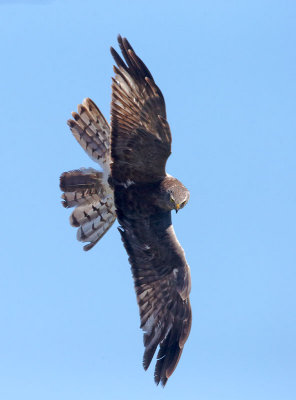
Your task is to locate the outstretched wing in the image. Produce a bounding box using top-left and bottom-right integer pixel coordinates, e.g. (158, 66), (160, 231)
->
(110, 35), (172, 183)
(118, 210), (192, 386)
(111, 36), (191, 385)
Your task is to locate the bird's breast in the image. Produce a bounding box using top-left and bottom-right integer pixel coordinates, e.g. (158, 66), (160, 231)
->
(114, 181), (167, 219)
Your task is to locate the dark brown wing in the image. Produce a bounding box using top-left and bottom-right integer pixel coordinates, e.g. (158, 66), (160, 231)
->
(117, 210), (192, 386)
(110, 35), (172, 183)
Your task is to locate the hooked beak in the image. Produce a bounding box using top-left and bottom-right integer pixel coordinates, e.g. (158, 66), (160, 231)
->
(175, 204), (180, 213)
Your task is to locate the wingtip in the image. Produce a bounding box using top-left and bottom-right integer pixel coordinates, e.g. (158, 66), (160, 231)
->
(122, 36), (132, 50)
(110, 46), (125, 69)
(161, 378), (168, 387)
(154, 373), (168, 387)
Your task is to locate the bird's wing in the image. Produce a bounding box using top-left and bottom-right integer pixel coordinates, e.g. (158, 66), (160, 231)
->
(111, 35), (172, 183)
(118, 210), (192, 386)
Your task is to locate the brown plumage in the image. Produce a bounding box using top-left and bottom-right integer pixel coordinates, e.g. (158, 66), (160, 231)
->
(60, 168), (115, 250)
(60, 99), (115, 251)
(60, 35), (192, 386)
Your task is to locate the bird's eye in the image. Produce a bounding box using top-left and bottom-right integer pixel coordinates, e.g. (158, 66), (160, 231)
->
(170, 197), (175, 203)
(180, 201), (186, 208)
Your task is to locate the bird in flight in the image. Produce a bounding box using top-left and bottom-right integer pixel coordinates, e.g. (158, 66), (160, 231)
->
(60, 35), (192, 386)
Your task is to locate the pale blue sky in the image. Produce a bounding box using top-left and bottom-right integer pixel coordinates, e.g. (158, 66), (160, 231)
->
(0, 1), (295, 399)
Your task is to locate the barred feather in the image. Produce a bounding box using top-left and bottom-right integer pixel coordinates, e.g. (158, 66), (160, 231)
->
(60, 36), (192, 387)
(60, 169), (115, 251)
(67, 97), (111, 175)
(61, 96), (115, 250)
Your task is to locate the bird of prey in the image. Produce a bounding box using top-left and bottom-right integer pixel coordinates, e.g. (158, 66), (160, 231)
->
(60, 36), (192, 386)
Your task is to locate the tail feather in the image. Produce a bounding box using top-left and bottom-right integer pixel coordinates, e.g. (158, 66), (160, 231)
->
(60, 169), (116, 250)
(78, 209), (115, 251)
(61, 98), (116, 250)
(61, 189), (98, 209)
(67, 97), (111, 175)
(60, 168), (103, 192)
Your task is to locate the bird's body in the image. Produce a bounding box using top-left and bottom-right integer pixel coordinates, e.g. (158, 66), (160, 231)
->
(60, 36), (192, 386)
(112, 176), (189, 218)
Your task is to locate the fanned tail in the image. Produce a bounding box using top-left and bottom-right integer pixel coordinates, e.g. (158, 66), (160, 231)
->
(60, 168), (116, 250)
(61, 98), (115, 249)
(67, 97), (111, 176)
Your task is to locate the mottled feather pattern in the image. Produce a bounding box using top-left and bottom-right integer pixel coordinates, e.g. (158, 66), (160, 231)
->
(60, 36), (192, 387)
(61, 95), (116, 251)
(67, 97), (111, 175)
(60, 169), (115, 251)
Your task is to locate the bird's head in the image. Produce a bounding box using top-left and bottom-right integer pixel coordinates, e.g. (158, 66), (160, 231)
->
(168, 185), (190, 213)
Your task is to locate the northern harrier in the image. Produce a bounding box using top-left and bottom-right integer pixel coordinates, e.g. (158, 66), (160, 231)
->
(60, 36), (192, 386)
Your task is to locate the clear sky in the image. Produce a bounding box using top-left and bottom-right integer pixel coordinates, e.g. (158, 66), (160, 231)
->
(0, 1), (295, 399)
